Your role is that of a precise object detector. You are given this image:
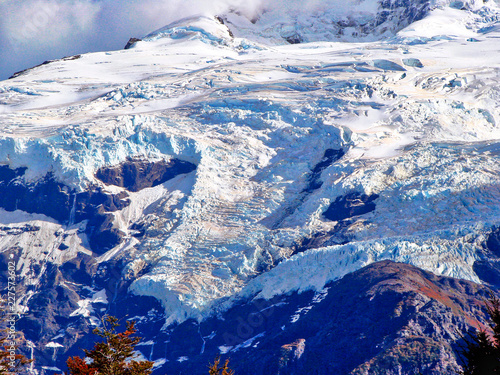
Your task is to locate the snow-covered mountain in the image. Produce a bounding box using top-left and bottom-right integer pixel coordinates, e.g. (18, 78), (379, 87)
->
(1, 0), (500, 373)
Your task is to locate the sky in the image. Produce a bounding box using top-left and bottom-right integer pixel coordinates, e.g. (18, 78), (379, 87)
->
(0, 0), (264, 81)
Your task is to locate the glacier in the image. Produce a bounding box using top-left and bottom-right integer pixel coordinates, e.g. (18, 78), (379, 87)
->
(1, 0), (500, 352)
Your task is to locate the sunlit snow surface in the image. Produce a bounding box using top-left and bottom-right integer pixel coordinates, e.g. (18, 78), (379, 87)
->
(1, 1), (500, 323)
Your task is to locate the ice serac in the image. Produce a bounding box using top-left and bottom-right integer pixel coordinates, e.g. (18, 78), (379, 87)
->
(222, 0), (463, 44)
(0, 0), (500, 373)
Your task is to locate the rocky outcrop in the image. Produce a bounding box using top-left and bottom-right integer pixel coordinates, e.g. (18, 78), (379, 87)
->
(0, 165), (127, 224)
(486, 226), (500, 257)
(323, 192), (379, 221)
(0, 166), (129, 252)
(473, 260), (500, 288)
(0, 158), (196, 253)
(0, 168), (75, 222)
(95, 157), (196, 192)
(473, 226), (500, 288)
(9, 55), (81, 79)
(304, 149), (344, 193)
(16, 255), (163, 371)
(124, 38), (142, 50)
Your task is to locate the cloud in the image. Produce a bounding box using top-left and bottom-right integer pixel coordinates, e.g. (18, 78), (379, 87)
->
(0, 0), (264, 80)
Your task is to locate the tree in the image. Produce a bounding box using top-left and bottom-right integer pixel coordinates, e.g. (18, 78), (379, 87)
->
(459, 295), (500, 374)
(66, 315), (153, 375)
(0, 332), (31, 375)
(208, 356), (235, 375)
(0, 298), (31, 374)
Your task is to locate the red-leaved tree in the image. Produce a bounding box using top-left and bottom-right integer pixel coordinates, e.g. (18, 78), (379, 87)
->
(65, 315), (153, 375)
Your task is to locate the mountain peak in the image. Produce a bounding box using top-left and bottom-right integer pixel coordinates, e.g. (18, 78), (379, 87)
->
(142, 15), (234, 46)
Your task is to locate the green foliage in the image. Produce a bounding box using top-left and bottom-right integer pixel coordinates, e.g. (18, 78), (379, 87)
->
(459, 295), (500, 374)
(66, 315), (153, 375)
(208, 356), (235, 375)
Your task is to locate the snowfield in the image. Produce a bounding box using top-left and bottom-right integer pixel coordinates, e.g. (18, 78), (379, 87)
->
(1, 0), (500, 327)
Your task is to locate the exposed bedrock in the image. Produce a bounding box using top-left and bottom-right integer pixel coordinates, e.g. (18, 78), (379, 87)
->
(485, 226), (500, 257)
(323, 192), (379, 222)
(86, 210), (124, 254)
(95, 157), (197, 192)
(0, 158), (196, 253)
(293, 221), (352, 255)
(37, 260), (490, 375)
(124, 37), (142, 50)
(0, 166), (75, 222)
(15, 256), (161, 367)
(17, 263), (91, 342)
(0, 167), (129, 253)
(0, 165), (129, 224)
(474, 226), (500, 287)
(8, 54), (81, 79)
(473, 260), (500, 287)
(304, 148), (344, 193)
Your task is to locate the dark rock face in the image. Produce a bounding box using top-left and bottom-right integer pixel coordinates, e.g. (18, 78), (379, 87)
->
(14, 254), (163, 372)
(0, 159), (195, 253)
(323, 192), (379, 221)
(473, 260), (500, 287)
(0, 165), (126, 224)
(304, 149), (344, 193)
(0, 165), (27, 182)
(486, 227), (500, 257)
(475, 227), (500, 287)
(285, 35), (303, 44)
(0, 166), (129, 252)
(27, 260), (490, 375)
(75, 190), (130, 254)
(59, 254), (95, 285)
(124, 37), (142, 49)
(15, 258), (112, 368)
(293, 221), (351, 254)
(0, 224), (40, 235)
(16, 263), (90, 343)
(95, 158), (197, 192)
(86, 211), (124, 255)
(0, 169), (73, 222)
(9, 55), (81, 79)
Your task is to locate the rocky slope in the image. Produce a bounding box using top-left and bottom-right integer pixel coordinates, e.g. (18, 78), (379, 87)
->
(131, 260), (493, 375)
(14, 260), (493, 374)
